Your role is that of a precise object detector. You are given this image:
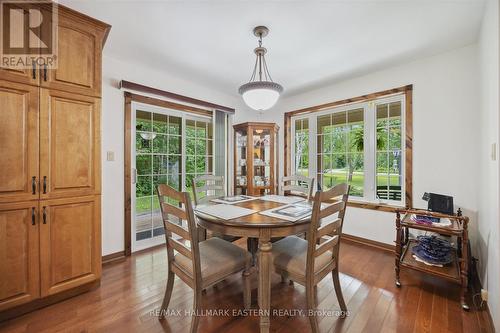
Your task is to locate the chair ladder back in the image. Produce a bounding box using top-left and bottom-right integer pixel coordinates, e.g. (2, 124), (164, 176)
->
(306, 183), (350, 277)
(281, 174), (314, 200)
(192, 175), (225, 205)
(156, 183), (202, 283)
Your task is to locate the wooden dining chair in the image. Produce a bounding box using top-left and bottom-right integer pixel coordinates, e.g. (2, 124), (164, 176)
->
(191, 175), (240, 242)
(281, 174), (314, 201)
(192, 175), (225, 206)
(156, 184), (252, 333)
(272, 183), (350, 332)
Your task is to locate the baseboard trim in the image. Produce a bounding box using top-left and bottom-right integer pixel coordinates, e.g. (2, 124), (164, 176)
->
(484, 303), (496, 333)
(342, 233), (394, 253)
(468, 257), (497, 332)
(132, 243), (165, 256)
(0, 280), (99, 322)
(102, 251), (126, 265)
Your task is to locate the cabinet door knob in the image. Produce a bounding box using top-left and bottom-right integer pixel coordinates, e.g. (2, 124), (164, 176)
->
(32, 176), (37, 194)
(43, 176), (47, 194)
(43, 206), (47, 224)
(31, 207), (36, 225)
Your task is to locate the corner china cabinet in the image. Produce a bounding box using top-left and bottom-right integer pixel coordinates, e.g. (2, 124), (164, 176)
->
(233, 122), (279, 196)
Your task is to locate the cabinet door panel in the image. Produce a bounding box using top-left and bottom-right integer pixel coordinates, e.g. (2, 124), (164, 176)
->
(40, 196), (101, 296)
(0, 202), (40, 311)
(0, 68), (39, 86)
(40, 10), (103, 97)
(0, 3), (40, 86)
(0, 80), (39, 203)
(40, 89), (101, 199)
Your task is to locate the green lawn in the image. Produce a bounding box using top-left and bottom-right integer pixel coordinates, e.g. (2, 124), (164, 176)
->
(321, 171), (400, 197)
(136, 188), (196, 214)
(136, 196), (159, 214)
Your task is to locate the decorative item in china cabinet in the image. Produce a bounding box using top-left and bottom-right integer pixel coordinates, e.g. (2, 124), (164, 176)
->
(233, 122), (279, 196)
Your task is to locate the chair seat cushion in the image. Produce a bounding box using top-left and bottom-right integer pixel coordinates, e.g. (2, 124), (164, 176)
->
(175, 237), (251, 286)
(272, 235), (334, 278)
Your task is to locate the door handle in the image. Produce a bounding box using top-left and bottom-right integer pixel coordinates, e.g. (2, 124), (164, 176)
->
(43, 64), (47, 81)
(43, 176), (47, 194)
(42, 206), (47, 224)
(32, 61), (36, 79)
(132, 168), (137, 184)
(31, 207), (36, 225)
(32, 176), (37, 194)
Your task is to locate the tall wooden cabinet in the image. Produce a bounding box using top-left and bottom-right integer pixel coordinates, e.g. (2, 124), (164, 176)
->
(0, 3), (110, 317)
(233, 122), (279, 196)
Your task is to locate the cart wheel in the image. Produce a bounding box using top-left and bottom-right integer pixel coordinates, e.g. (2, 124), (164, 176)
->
(461, 303), (470, 311)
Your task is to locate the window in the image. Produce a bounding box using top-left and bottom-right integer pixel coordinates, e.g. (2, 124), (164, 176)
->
(376, 101), (403, 201)
(289, 89), (409, 207)
(316, 108), (364, 197)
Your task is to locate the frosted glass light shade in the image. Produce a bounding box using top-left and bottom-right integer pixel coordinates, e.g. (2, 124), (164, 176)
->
(238, 81), (283, 111)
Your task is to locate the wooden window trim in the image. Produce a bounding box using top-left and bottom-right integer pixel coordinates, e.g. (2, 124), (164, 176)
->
(124, 92), (214, 256)
(284, 85), (413, 212)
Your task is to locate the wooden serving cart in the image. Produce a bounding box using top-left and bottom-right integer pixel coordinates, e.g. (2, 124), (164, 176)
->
(395, 208), (469, 310)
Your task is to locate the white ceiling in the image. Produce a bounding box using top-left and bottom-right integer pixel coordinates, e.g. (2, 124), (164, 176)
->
(61, 0), (486, 97)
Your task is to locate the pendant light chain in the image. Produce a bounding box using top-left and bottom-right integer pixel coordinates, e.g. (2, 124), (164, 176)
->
(238, 26), (284, 111)
(258, 32), (263, 81)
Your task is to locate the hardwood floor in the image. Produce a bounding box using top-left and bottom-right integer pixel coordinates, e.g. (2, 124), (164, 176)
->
(0, 239), (494, 333)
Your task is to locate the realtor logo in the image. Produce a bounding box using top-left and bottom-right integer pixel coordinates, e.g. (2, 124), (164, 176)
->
(1, 0), (57, 69)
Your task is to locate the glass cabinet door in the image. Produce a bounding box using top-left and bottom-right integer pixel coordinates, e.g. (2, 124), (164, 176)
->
(235, 129), (247, 195)
(252, 129), (272, 194)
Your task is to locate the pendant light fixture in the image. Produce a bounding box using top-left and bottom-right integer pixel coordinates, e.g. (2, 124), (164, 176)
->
(238, 26), (283, 111)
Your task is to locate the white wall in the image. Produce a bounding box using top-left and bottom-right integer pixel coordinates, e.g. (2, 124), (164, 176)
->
(263, 44), (480, 245)
(100, 55), (240, 256)
(478, 0), (500, 329)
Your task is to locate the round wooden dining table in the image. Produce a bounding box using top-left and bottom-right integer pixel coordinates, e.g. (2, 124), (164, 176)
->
(194, 198), (311, 333)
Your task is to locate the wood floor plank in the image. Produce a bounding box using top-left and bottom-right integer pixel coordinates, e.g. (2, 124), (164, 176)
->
(429, 282), (448, 333)
(0, 241), (494, 333)
(413, 280), (434, 333)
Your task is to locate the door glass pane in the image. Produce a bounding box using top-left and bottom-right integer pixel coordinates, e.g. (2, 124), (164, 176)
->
(235, 129), (247, 194)
(136, 111), (151, 131)
(185, 118), (213, 198)
(135, 196), (152, 241)
(253, 129), (271, 190)
(153, 113), (168, 133)
(135, 110), (179, 242)
(137, 155), (151, 175)
(169, 116), (181, 135)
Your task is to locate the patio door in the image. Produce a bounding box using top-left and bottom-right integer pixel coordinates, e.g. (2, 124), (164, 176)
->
(131, 102), (213, 252)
